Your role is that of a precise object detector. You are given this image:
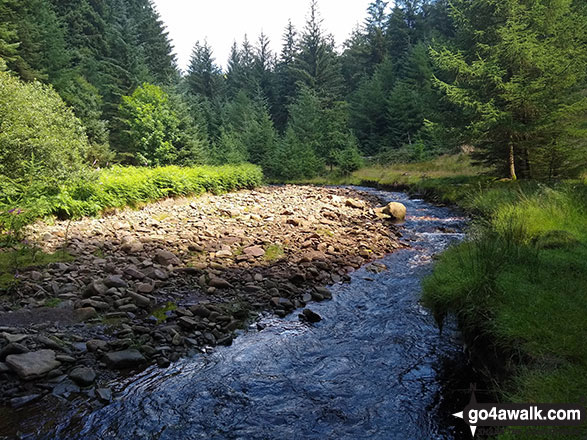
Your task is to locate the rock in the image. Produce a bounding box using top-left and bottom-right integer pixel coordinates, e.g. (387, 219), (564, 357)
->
(345, 198), (366, 209)
(270, 297), (294, 309)
(155, 249), (180, 266)
(382, 202), (407, 221)
(96, 387), (112, 402)
(0, 343), (29, 361)
(36, 335), (63, 351)
(1, 332), (28, 343)
(104, 275), (128, 289)
(69, 367), (96, 386)
(243, 245), (265, 257)
(86, 339), (108, 352)
(190, 305), (211, 318)
(301, 293), (313, 303)
(10, 394), (41, 408)
(209, 277), (232, 289)
(55, 354), (76, 363)
(145, 268), (168, 280)
(301, 309), (322, 323)
(121, 240), (144, 254)
(178, 316), (198, 329)
(216, 249), (233, 258)
(75, 307), (98, 322)
(0, 362), (9, 373)
(88, 280), (108, 296)
(286, 218), (302, 227)
(289, 272), (306, 285)
(124, 267), (146, 280)
(128, 291), (151, 308)
(103, 349), (146, 369)
(136, 282), (154, 294)
(30, 271), (43, 281)
(5, 350), (61, 379)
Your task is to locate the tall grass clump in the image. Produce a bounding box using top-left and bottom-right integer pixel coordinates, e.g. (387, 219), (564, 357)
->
(423, 183), (587, 439)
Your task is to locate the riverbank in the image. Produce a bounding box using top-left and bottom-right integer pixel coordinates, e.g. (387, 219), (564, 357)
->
(302, 155), (587, 439)
(0, 185), (404, 409)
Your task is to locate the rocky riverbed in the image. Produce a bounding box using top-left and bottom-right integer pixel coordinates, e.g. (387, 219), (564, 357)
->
(0, 185), (406, 409)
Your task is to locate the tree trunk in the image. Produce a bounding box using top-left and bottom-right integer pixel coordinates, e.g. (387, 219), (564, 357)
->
(508, 143), (517, 180)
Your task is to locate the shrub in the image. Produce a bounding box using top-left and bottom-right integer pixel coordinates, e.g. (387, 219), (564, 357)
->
(0, 71), (89, 181)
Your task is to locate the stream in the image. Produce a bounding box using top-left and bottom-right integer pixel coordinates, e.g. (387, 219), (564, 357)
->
(1, 188), (475, 439)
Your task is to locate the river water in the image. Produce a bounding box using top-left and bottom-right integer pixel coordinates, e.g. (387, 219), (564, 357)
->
(1, 189), (474, 439)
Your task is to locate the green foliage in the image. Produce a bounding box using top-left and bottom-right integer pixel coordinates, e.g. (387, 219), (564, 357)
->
(422, 182), (587, 439)
(430, 0), (587, 179)
(0, 71), (89, 181)
(118, 83), (207, 166)
(0, 164), (263, 228)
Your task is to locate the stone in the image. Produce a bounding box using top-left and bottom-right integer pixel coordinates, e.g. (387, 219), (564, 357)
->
(178, 316), (198, 329)
(209, 277), (232, 289)
(10, 394), (41, 408)
(243, 245), (265, 257)
(381, 202), (407, 221)
(128, 291), (151, 308)
(88, 280), (108, 296)
(75, 307), (98, 321)
(121, 240), (143, 254)
(0, 343), (29, 361)
(155, 249), (180, 266)
(97, 387), (112, 402)
(69, 367), (96, 386)
(1, 332), (28, 343)
(5, 350), (61, 379)
(104, 275), (128, 289)
(86, 339), (108, 352)
(36, 335), (63, 351)
(301, 309), (322, 323)
(103, 349), (146, 369)
(190, 305), (211, 318)
(124, 267), (146, 280)
(345, 198), (366, 209)
(136, 283), (154, 294)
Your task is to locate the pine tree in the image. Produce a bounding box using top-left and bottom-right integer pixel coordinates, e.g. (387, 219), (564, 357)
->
(431, 0), (587, 179)
(274, 20), (299, 131)
(293, 0), (343, 100)
(186, 40), (222, 99)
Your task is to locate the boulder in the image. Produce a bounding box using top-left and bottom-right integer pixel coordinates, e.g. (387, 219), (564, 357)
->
(154, 249), (180, 266)
(301, 309), (322, 323)
(69, 366), (96, 386)
(104, 275), (128, 289)
(243, 245), (265, 257)
(104, 349), (146, 369)
(209, 277), (233, 289)
(382, 202), (407, 221)
(5, 350), (61, 379)
(345, 199), (366, 209)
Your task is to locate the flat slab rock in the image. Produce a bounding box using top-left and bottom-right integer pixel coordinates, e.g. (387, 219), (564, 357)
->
(5, 349), (61, 379)
(103, 349), (146, 369)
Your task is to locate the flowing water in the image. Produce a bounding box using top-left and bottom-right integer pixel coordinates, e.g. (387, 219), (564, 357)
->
(1, 189), (476, 440)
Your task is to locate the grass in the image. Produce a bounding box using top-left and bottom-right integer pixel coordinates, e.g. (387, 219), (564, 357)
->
(151, 301), (178, 323)
(264, 244), (285, 262)
(421, 183), (587, 440)
(0, 247), (73, 289)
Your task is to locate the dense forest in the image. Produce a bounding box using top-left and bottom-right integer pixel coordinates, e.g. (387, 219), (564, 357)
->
(0, 0), (586, 185)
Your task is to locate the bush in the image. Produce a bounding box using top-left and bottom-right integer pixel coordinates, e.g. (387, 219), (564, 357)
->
(0, 71), (89, 180)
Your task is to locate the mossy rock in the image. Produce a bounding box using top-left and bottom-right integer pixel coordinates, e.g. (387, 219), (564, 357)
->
(532, 230), (580, 250)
